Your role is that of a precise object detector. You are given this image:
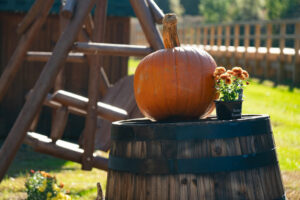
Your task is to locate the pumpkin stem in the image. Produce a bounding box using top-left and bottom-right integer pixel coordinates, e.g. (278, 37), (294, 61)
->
(163, 13), (180, 49)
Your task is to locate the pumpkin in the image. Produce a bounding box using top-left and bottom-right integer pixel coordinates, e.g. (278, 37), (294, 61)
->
(134, 13), (217, 120)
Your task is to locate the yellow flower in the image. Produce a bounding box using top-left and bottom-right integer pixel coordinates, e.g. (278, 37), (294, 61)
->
(38, 179), (47, 192)
(53, 184), (60, 192)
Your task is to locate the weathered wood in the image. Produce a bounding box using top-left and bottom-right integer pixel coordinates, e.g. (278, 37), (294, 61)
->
(278, 23), (286, 82)
(50, 106), (69, 143)
(147, 0), (164, 24)
(0, 0), (96, 181)
(106, 115), (285, 200)
(293, 22), (300, 85)
(73, 42), (153, 57)
(0, 0), (54, 102)
(82, 0), (108, 170)
(61, 0), (77, 19)
(129, 0), (164, 50)
(52, 90), (128, 121)
(17, 0), (45, 35)
(95, 75), (142, 151)
(26, 51), (86, 63)
(210, 26), (215, 46)
(83, 14), (94, 38)
(24, 132), (108, 170)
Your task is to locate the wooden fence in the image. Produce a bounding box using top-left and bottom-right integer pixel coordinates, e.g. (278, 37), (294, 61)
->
(131, 18), (300, 86)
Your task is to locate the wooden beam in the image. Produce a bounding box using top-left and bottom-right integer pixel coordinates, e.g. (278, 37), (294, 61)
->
(24, 132), (108, 171)
(129, 0), (164, 50)
(147, 0), (164, 24)
(0, 0), (54, 102)
(61, 0), (77, 19)
(50, 106), (69, 143)
(52, 90), (128, 121)
(0, 0), (97, 182)
(73, 42), (153, 57)
(26, 51), (86, 63)
(81, 0), (107, 170)
(17, 0), (45, 35)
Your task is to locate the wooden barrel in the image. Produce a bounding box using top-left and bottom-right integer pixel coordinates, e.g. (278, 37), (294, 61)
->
(106, 115), (285, 200)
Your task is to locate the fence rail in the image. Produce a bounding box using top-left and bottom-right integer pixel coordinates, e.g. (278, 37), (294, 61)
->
(131, 18), (300, 86)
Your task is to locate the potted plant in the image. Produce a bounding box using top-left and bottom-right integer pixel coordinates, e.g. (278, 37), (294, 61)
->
(213, 66), (249, 120)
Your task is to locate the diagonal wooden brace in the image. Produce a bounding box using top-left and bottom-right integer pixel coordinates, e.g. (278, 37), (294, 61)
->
(0, 0), (97, 182)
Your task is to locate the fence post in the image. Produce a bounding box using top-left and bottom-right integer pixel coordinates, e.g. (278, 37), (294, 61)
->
(254, 24), (261, 76)
(217, 26), (222, 51)
(203, 27), (208, 49)
(234, 24), (240, 65)
(210, 26), (215, 48)
(225, 25), (230, 65)
(196, 27), (201, 45)
(265, 23), (272, 79)
(293, 22), (300, 86)
(244, 24), (250, 71)
(278, 23), (286, 83)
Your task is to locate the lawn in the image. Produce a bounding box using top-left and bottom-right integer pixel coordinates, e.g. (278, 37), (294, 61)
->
(0, 59), (299, 199)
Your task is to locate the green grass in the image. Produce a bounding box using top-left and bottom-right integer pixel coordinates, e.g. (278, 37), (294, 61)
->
(0, 59), (300, 199)
(243, 79), (300, 171)
(0, 145), (107, 200)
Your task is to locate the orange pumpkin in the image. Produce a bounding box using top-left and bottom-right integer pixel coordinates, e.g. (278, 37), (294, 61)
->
(134, 14), (217, 120)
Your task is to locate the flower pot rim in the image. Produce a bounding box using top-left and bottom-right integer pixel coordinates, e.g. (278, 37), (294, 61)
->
(214, 100), (243, 103)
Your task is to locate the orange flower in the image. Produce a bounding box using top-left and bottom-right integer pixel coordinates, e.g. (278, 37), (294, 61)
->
(225, 77), (232, 84)
(227, 70), (234, 75)
(242, 70), (249, 79)
(220, 73), (231, 80)
(59, 183), (64, 188)
(232, 67), (243, 75)
(214, 66), (226, 77)
(236, 73), (246, 80)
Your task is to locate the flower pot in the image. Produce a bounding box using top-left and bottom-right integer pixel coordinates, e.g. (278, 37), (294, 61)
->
(214, 100), (243, 120)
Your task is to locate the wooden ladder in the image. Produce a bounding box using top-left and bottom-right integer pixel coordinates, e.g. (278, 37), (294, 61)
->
(0, 0), (165, 181)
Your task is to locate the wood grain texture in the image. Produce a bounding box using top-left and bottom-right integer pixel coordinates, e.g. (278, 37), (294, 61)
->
(106, 116), (285, 200)
(0, 0), (96, 181)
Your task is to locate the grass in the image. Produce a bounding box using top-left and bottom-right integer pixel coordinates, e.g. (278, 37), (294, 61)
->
(0, 58), (299, 199)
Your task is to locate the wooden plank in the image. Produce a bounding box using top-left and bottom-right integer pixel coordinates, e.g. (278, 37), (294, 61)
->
(210, 27), (215, 47)
(26, 51), (86, 63)
(147, 0), (164, 24)
(82, 0), (108, 170)
(0, 0), (54, 102)
(61, 0), (77, 19)
(293, 22), (300, 85)
(203, 27), (208, 47)
(217, 26), (222, 50)
(24, 132), (108, 170)
(73, 42), (153, 56)
(50, 106), (69, 143)
(0, 0), (97, 182)
(129, 0), (164, 50)
(83, 14), (94, 38)
(265, 23), (273, 79)
(52, 90), (128, 121)
(17, 0), (45, 35)
(278, 23), (286, 82)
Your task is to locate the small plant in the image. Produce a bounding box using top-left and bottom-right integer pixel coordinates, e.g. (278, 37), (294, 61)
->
(213, 66), (249, 101)
(25, 170), (71, 200)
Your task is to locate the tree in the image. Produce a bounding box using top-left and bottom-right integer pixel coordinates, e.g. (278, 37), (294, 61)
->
(180, 0), (201, 16)
(199, 0), (234, 23)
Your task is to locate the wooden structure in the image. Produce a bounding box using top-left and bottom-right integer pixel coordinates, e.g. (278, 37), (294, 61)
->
(132, 18), (300, 86)
(0, 2), (132, 139)
(107, 115), (285, 200)
(0, 0), (165, 181)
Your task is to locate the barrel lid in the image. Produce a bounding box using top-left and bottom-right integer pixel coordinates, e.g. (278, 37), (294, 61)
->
(111, 115), (271, 141)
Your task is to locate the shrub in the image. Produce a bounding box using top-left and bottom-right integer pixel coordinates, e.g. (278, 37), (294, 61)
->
(25, 170), (71, 200)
